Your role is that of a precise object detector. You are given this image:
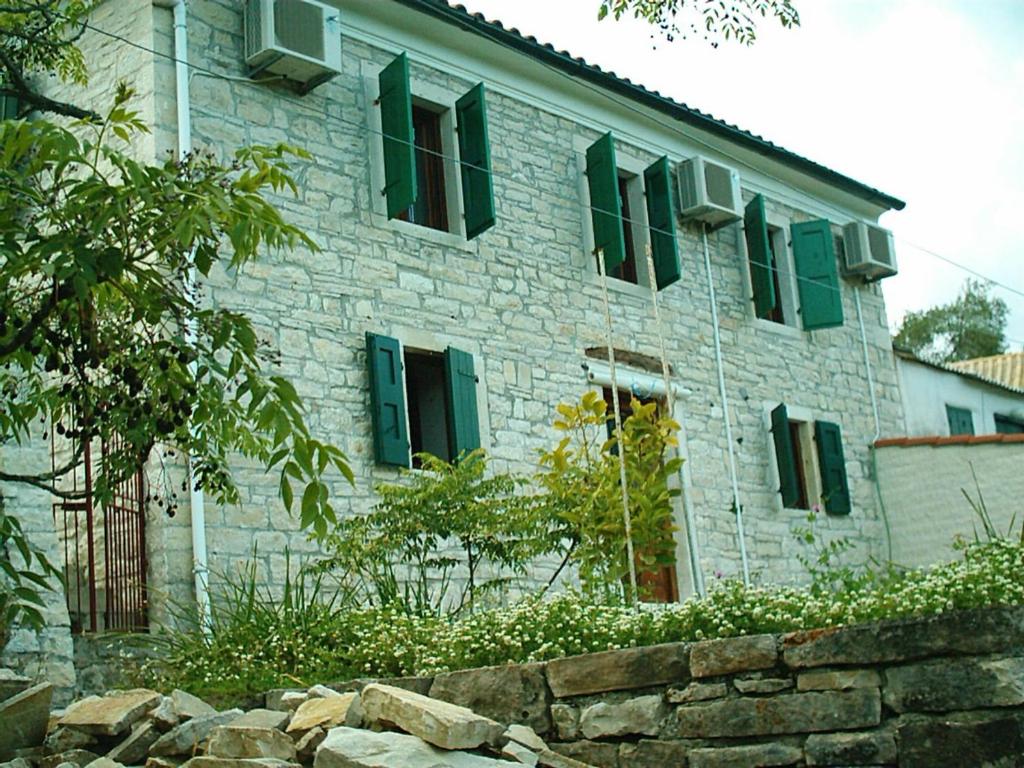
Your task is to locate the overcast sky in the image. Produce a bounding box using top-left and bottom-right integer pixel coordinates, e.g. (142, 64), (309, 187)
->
(458, 0), (1024, 349)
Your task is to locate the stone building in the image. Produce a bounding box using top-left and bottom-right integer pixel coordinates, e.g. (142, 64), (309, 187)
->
(2, 0), (908, 695)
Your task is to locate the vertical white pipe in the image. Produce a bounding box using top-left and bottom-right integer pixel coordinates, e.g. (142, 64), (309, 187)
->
(642, 245), (705, 597)
(701, 226), (750, 585)
(166, 0), (210, 631)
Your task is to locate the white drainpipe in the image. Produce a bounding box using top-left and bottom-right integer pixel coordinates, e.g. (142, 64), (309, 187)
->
(155, 0), (210, 630)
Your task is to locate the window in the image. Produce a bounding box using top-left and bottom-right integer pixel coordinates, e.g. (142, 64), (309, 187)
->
(377, 53), (495, 240)
(770, 404), (850, 514)
(946, 405), (975, 436)
(744, 194), (844, 331)
(995, 414), (1024, 435)
(584, 133), (681, 291)
(601, 386), (680, 604)
(366, 333), (481, 468)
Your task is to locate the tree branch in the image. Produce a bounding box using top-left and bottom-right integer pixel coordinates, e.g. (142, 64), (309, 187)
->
(0, 48), (98, 121)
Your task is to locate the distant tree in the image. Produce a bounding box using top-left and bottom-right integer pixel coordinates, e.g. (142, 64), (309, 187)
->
(598, 0), (800, 45)
(894, 279), (1009, 364)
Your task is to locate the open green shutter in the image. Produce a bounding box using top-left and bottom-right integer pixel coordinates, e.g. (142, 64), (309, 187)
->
(644, 156), (680, 290)
(744, 194), (776, 319)
(814, 421), (850, 515)
(456, 83), (495, 240)
(444, 346), (480, 460)
(771, 404), (800, 509)
(586, 132), (626, 272)
(379, 53), (416, 220)
(366, 332), (409, 467)
(792, 219), (843, 330)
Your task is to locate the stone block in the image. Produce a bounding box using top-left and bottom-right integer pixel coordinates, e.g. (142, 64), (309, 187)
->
(666, 682), (727, 704)
(503, 725), (547, 753)
(783, 606), (1024, 669)
(106, 722), (160, 765)
(884, 656), (1024, 712)
(430, 662), (552, 734)
(796, 669), (880, 692)
(547, 741), (616, 768)
(360, 683), (504, 751)
(149, 698), (180, 731)
(578, 695), (664, 739)
(690, 635), (777, 678)
(83, 759), (123, 768)
(229, 711), (290, 731)
(546, 643), (688, 698)
(39, 751), (101, 768)
(263, 691), (305, 714)
(59, 690), (161, 736)
(536, 751), (596, 768)
(206, 727), (296, 762)
(181, 759), (299, 768)
(313, 727), (521, 768)
(897, 712), (1024, 768)
(171, 691), (216, 722)
(804, 730), (896, 766)
(0, 683), (53, 760)
(0, 669), (32, 703)
(43, 728), (97, 756)
(285, 694), (356, 733)
(617, 740), (691, 768)
(550, 704), (579, 741)
(675, 689), (881, 738)
(293, 728), (325, 764)
(150, 710), (244, 757)
(688, 743), (802, 768)
(500, 740), (538, 766)
(733, 678), (794, 695)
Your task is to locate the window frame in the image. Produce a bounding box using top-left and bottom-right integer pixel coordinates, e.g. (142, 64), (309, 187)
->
(994, 413), (1024, 435)
(945, 404), (976, 436)
(765, 402), (825, 513)
(741, 197), (802, 333)
(364, 65), (473, 251)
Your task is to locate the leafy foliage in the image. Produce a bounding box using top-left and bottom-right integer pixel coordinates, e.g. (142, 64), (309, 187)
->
(894, 279), (1009, 364)
(140, 538), (1024, 702)
(598, 0), (800, 45)
(318, 450), (551, 617)
(538, 391), (681, 598)
(0, 497), (62, 648)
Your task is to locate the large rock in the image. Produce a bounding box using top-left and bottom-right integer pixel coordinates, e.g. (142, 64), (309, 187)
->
(149, 710), (244, 757)
(0, 669), (32, 703)
(59, 690), (161, 736)
(205, 727), (296, 762)
(617, 740), (691, 768)
(360, 683), (504, 750)
(264, 692), (306, 714)
(688, 743), (802, 768)
(546, 643), (688, 698)
(665, 682), (727, 704)
(0, 682), (53, 760)
(804, 730), (897, 766)
(546, 741), (616, 768)
(550, 705), (579, 741)
(293, 728), (326, 764)
(503, 725), (547, 753)
(675, 689), (880, 738)
(783, 606), (1024, 669)
(313, 727), (521, 768)
(883, 656), (1024, 713)
(689, 635), (777, 678)
(536, 750), (597, 768)
(285, 695), (356, 733)
(796, 669), (879, 692)
(430, 662), (552, 734)
(106, 723), (160, 765)
(39, 750), (101, 768)
(732, 678), (793, 695)
(229, 711), (290, 731)
(171, 691), (217, 721)
(578, 695), (664, 739)
(43, 728), (97, 756)
(181, 759), (300, 768)
(897, 712), (1024, 768)
(150, 698), (181, 731)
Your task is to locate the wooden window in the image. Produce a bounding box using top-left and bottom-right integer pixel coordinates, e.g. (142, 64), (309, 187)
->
(399, 105), (449, 232)
(946, 405), (975, 436)
(788, 419), (811, 510)
(405, 349), (452, 466)
(995, 414), (1024, 435)
(610, 175), (639, 284)
(764, 226), (786, 324)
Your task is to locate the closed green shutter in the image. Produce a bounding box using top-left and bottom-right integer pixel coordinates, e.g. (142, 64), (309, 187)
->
(379, 53), (416, 220)
(744, 194), (776, 319)
(814, 421), (850, 515)
(0, 87), (18, 120)
(643, 155), (680, 290)
(946, 405), (975, 436)
(455, 83), (495, 240)
(444, 346), (481, 460)
(771, 403), (800, 509)
(586, 132), (626, 272)
(366, 332), (410, 467)
(792, 219), (843, 330)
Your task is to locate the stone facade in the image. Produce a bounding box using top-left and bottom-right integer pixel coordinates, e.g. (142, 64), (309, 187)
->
(3, 0), (907, 689)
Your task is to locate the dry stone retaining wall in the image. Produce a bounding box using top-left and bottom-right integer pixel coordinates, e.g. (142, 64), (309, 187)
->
(333, 605), (1024, 767)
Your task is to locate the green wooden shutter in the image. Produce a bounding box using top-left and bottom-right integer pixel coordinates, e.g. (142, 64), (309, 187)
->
(792, 219), (844, 330)
(644, 155), (680, 290)
(586, 132), (626, 272)
(946, 405), (975, 436)
(444, 346), (481, 460)
(744, 194), (776, 319)
(379, 53), (416, 220)
(366, 332), (410, 467)
(455, 83), (495, 240)
(0, 86), (18, 120)
(771, 403), (800, 509)
(814, 421), (850, 515)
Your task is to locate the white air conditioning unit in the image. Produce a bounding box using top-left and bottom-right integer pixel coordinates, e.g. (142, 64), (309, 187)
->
(842, 221), (897, 280)
(244, 0), (342, 93)
(677, 156), (742, 227)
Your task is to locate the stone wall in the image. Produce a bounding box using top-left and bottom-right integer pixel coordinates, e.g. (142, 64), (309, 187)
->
(339, 605), (1024, 767)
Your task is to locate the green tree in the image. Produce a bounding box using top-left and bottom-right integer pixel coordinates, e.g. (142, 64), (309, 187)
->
(598, 0), (800, 44)
(0, 2), (351, 643)
(894, 279), (1009, 364)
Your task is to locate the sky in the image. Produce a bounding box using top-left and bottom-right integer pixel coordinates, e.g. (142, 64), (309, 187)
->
(457, 0), (1024, 349)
